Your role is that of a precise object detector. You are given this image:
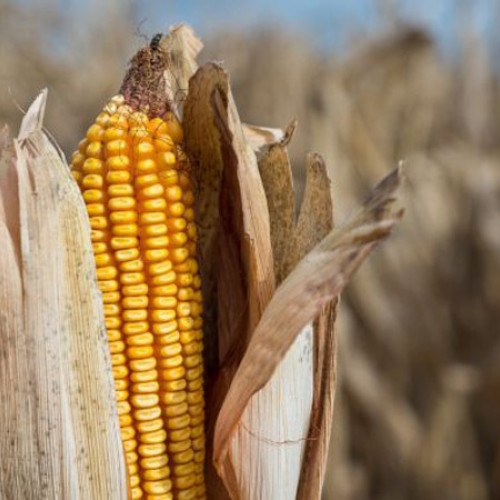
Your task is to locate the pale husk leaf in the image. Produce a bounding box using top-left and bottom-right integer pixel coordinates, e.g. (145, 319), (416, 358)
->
(0, 91), (127, 499)
(296, 303), (337, 499)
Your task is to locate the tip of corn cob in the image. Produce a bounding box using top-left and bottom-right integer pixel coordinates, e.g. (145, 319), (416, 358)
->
(119, 33), (173, 120)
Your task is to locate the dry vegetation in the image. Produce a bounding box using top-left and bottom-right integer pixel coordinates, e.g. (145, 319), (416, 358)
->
(1, 2), (500, 499)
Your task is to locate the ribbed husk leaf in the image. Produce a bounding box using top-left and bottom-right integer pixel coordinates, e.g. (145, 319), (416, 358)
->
(0, 91), (127, 499)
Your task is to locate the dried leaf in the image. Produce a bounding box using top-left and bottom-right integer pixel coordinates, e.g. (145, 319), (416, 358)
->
(214, 167), (403, 473)
(223, 88), (276, 330)
(0, 91), (126, 499)
(229, 321), (316, 499)
(291, 153), (336, 500)
(0, 125), (10, 149)
(0, 127), (20, 262)
(183, 63), (229, 364)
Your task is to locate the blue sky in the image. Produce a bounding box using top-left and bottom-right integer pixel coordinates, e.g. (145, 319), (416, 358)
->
(134, 0), (498, 52)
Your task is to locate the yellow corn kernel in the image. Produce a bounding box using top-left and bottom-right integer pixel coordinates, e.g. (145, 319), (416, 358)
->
(132, 381), (160, 394)
(157, 332), (181, 348)
(109, 197), (137, 212)
(142, 224), (168, 238)
(130, 369), (158, 383)
(104, 127), (128, 142)
(130, 487), (142, 500)
(134, 406), (163, 422)
(139, 198), (167, 212)
(108, 113), (129, 130)
(115, 248), (140, 262)
(110, 238), (139, 252)
(110, 211), (138, 225)
(142, 466), (170, 481)
(130, 128), (151, 145)
(173, 473), (195, 490)
(154, 136), (175, 152)
(109, 184), (135, 197)
(90, 215), (109, 230)
(139, 429), (167, 445)
(129, 473), (140, 487)
(95, 112), (110, 127)
(106, 139), (129, 157)
(137, 418), (164, 434)
(86, 124), (104, 142)
(135, 142), (156, 159)
(126, 451), (139, 464)
(162, 112), (184, 143)
(162, 379), (187, 393)
(177, 488), (197, 500)
(157, 152), (177, 169)
(138, 442), (167, 458)
(107, 155), (131, 171)
(86, 141), (104, 159)
(141, 454), (169, 470)
(142, 479), (172, 495)
(107, 171), (132, 186)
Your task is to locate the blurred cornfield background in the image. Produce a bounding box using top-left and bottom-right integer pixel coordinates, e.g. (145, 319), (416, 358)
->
(2, 1), (500, 499)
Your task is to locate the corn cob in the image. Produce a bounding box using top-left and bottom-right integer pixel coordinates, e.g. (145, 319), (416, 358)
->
(71, 94), (206, 500)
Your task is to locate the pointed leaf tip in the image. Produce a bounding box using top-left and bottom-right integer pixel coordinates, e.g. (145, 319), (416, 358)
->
(18, 89), (48, 141)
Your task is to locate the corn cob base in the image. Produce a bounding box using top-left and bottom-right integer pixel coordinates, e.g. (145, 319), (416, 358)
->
(71, 95), (206, 500)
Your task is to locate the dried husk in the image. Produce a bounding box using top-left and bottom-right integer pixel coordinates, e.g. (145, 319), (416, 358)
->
(213, 165), (403, 484)
(0, 91), (126, 498)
